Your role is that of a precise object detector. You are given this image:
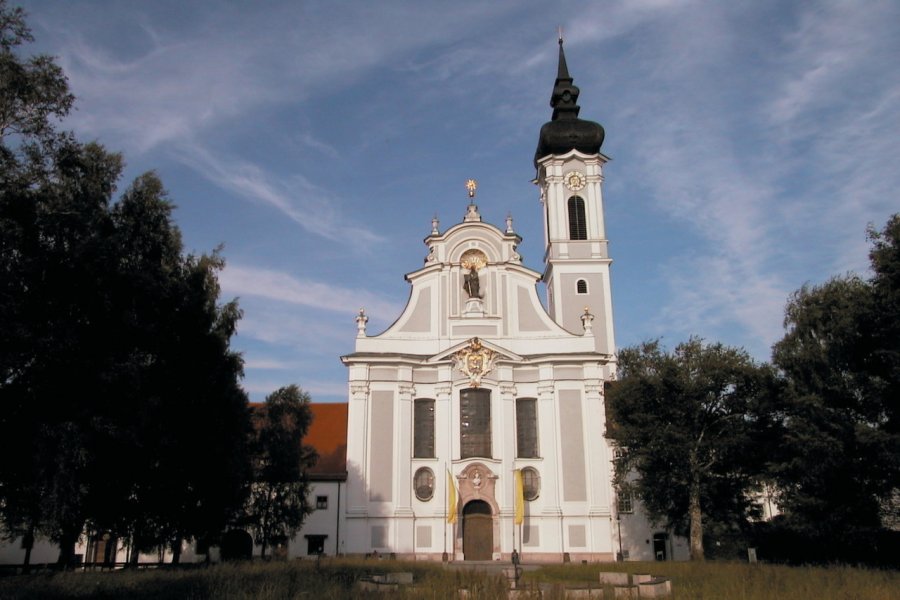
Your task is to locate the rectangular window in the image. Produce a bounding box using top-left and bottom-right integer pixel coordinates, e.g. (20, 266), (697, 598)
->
(306, 535), (326, 555)
(617, 492), (634, 514)
(316, 495), (328, 510)
(460, 388), (491, 458)
(413, 398), (435, 458)
(516, 398), (539, 458)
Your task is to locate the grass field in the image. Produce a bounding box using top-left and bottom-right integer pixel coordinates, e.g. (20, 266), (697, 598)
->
(0, 558), (896, 599)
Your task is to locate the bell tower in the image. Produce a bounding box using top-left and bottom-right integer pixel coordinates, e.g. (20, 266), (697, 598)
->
(534, 38), (615, 354)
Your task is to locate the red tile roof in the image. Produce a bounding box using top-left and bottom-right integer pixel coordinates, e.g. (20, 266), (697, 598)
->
(248, 401), (348, 480)
(305, 403), (348, 479)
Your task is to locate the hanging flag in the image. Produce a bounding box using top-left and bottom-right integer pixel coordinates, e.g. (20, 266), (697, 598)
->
(514, 469), (525, 525)
(447, 469), (457, 524)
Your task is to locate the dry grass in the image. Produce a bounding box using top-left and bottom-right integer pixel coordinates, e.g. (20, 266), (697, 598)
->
(528, 561), (900, 600)
(0, 558), (896, 599)
(0, 558), (504, 600)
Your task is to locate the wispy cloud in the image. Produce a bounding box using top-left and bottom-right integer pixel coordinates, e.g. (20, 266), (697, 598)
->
(46, 1), (524, 155)
(58, 32), (277, 154)
(243, 358), (300, 370)
(23, 0), (900, 375)
(177, 143), (383, 247)
(604, 10), (786, 354)
(765, 2), (900, 276)
(587, 1), (900, 357)
(221, 264), (401, 322)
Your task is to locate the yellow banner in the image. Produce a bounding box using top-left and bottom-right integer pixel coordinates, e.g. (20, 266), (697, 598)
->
(447, 469), (457, 524)
(514, 469), (525, 525)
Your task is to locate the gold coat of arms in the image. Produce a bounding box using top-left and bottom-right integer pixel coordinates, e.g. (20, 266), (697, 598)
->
(452, 338), (497, 388)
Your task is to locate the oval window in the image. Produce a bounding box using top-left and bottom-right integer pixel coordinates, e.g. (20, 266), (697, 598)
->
(414, 467), (435, 501)
(521, 467), (540, 501)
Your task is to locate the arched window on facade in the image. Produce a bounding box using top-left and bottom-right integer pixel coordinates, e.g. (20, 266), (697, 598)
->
(568, 196), (587, 240)
(576, 279), (588, 294)
(414, 398), (435, 458)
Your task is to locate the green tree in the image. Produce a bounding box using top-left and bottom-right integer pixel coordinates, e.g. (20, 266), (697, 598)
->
(246, 385), (317, 559)
(1, 130), (124, 567)
(771, 216), (900, 554)
(868, 215), (900, 438)
(0, 0), (73, 142)
(0, 2), (250, 567)
(606, 338), (777, 560)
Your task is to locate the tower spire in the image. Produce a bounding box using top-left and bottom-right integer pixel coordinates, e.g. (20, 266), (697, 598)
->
(549, 36), (580, 121)
(556, 34), (571, 81)
(534, 37), (605, 166)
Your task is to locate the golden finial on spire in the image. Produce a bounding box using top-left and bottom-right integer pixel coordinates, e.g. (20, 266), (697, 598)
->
(558, 25), (563, 43)
(465, 179), (478, 199)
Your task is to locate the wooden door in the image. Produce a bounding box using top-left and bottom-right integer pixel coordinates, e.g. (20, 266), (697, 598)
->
(463, 500), (492, 560)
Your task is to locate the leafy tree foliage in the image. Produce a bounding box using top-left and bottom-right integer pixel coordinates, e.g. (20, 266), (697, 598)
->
(245, 386), (316, 559)
(868, 215), (900, 436)
(0, 2), (250, 567)
(771, 216), (900, 553)
(607, 338), (777, 560)
(0, 0), (73, 142)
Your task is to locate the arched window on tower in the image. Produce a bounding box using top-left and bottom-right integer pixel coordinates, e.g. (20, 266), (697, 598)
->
(576, 279), (588, 294)
(568, 196), (587, 240)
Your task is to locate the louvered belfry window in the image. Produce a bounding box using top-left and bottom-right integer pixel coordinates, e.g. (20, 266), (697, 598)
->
(516, 398), (539, 458)
(568, 196), (587, 240)
(460, 388), (491, 458)
(414, 398), (435, 458)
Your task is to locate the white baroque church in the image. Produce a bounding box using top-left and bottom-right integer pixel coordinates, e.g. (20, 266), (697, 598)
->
(339, 40), (670, 562)
(0, 40), (689, 569)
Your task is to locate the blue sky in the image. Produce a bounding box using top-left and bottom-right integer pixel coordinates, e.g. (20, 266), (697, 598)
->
(16, 1), (900, 402)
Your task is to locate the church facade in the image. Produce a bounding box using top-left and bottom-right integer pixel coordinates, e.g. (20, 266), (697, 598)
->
(341, 41), (629, 562)
(0, 41), (689, 568)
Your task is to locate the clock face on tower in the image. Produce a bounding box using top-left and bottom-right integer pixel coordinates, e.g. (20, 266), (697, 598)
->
(563, 170), (586, 192)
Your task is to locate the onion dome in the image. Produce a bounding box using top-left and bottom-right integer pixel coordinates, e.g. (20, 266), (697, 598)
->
(534, 38), (605, 167)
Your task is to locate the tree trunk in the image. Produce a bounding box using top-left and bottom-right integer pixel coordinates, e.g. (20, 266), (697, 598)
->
(688, 470), (705, 561)
(128, 535), (141, 568)
(22, 524), (34, 574)
(56, 530), (78, 570)
(261, 540), (268, 560)
(171, 538), (182, 564)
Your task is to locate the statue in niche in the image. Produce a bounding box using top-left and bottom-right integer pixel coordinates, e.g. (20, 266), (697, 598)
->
(463, 266), (482, 299)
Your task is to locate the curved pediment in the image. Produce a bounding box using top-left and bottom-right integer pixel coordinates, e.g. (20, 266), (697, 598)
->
(353, 210), (599, 358)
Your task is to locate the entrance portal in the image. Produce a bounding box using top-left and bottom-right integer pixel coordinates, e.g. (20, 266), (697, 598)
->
(463, 500), (493, 560)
